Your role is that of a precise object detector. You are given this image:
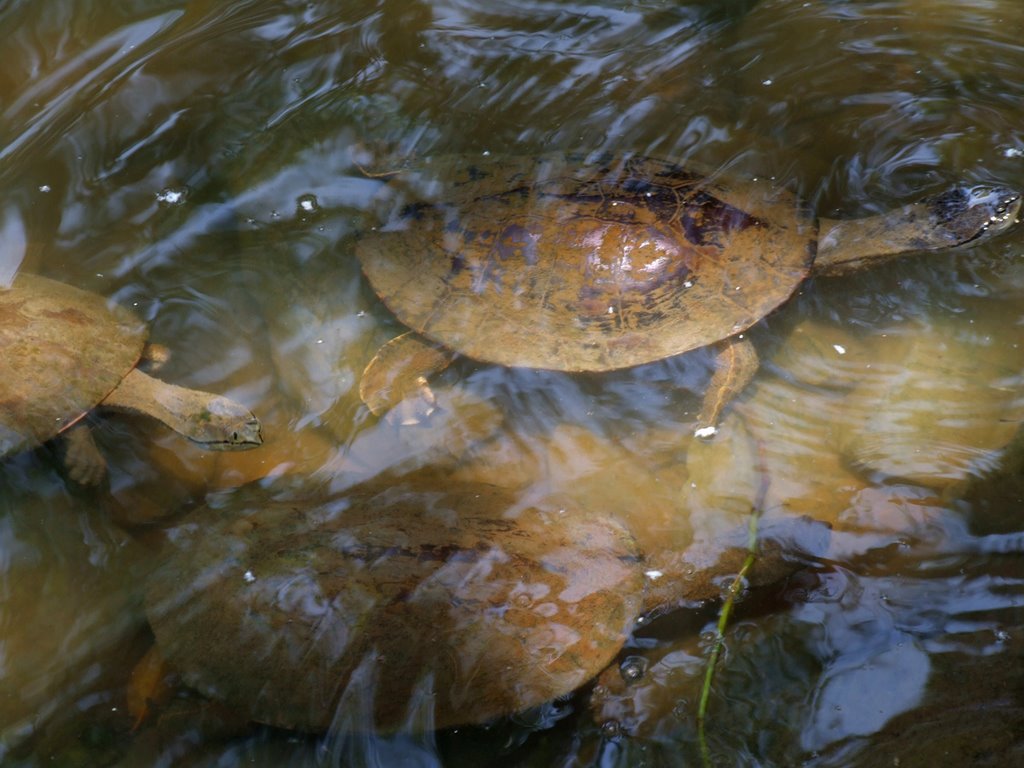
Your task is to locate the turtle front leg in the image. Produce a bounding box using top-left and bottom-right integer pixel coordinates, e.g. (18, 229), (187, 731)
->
(693, 336), (759, 438)
(63, 422), (107, 485)
(139, 343), (171, 373)
(360, 332), (455, 425)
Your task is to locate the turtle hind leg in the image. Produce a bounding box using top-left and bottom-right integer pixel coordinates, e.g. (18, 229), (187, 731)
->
(360, 332), (455, 425)
(63, 422), (107, 485)
(693, 336), (759, 439)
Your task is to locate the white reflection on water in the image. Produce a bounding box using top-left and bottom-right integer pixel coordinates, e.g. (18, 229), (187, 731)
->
(0, 206), (26, 287)
(798, 578), (931, 753)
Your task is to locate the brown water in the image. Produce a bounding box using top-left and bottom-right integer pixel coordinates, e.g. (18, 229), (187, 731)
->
(2, 1), (1024, 765)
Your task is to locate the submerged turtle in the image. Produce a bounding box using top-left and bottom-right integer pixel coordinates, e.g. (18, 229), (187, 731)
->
(143, 468), (827, 732)
(354, 153), (1020, 435)
(0, 273), (263, 484)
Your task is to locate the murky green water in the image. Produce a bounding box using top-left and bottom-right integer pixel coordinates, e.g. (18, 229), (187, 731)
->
(2, 1), (1024, 765)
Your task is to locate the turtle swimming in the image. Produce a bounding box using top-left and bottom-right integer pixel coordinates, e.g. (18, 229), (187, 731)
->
(353, 153), (1021, 435)
(0, 273), (264, 484)
(143, 468), (827, 732)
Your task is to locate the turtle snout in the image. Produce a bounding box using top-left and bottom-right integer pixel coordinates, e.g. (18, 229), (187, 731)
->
(233, 417), (264, 448)
(931, 185), (1022, 243)
(968, 185), (1021, 235)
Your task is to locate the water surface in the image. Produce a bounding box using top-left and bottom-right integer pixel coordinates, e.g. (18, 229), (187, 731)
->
(2, 1), (1024, 765)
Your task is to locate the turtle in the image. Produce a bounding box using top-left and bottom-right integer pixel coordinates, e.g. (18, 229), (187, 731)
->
(0, 273), (264, 484)
(142, 467), (828, 733)
(353, 153), (1021, 435)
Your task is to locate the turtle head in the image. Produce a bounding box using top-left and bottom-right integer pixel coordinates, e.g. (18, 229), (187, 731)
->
(188, 396), (264, 451)
(815, 183), (1020, 276)
(928, 185), (1021, 244)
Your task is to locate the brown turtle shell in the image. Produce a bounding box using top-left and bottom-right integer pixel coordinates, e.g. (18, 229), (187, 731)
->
(357, 153), (817, 372)
(144, 470), (645, 732)
(0, 273), (147, 457)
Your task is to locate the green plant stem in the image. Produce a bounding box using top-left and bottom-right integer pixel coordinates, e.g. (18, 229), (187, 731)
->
(697, 438), (769, 767)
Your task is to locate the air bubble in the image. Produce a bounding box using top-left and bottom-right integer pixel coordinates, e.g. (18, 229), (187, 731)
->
(620, 656), (648, 683)
(297, 193), (321, 216)
(156, 186), (190, 205)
